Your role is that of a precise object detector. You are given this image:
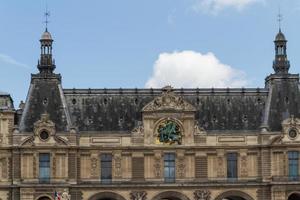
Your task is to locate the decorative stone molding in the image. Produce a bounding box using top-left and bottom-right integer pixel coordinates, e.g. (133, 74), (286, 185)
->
(142, 86), (196, 112)
(130, 191), (147, 200)
(194, 190), (211, 200)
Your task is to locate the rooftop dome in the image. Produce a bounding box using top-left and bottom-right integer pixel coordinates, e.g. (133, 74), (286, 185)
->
(275, 30), (286, 41)
(41, 29), (52, 40)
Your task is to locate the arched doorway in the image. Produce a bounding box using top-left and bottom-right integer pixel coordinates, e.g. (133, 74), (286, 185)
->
(288, 192), (300, 200)
(37, 196), (51, 200)
(88, 192), (126, 200)
(214, 191), (254, 200)
(152, 191), (190, 200)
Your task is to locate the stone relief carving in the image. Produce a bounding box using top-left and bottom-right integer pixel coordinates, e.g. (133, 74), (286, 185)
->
(114, 154), (122, 178)
(0, 157), (7, 179)
(194, 121), (206, 135)
(52, 154), (56, 178)
(34, 113), (55, 136)
(240, 155), (248, 177)
(153, 154), (162, 178)
(33, 155), (37, 177)
(61, 189), (71, 200)
(90, 157), (98, 177)
(142, 86), (196, 112)
(176, 155), (186, 178)
(217, 156), (224, 177)
(131, 121), (144, 135)
(194, 190), (211, 200)
(130, 191), (147, 200)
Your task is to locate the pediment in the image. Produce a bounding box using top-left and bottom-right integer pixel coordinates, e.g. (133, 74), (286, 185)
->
(19, 113), (69, 146)
(142, 86), (196, 112)
(20, 135), (69, 146)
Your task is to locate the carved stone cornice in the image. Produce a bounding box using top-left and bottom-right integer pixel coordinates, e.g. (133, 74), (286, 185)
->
(142, 86), (196, 112)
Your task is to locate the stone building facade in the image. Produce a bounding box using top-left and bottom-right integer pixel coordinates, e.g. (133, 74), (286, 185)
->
(0, 28), (300, 200)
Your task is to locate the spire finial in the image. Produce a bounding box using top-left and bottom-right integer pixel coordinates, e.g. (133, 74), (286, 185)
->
(44, 3), (50, 31)
(277, 6), (283, 32)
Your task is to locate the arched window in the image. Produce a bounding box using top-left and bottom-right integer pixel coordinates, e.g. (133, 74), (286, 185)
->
(288, 193), (300, 200)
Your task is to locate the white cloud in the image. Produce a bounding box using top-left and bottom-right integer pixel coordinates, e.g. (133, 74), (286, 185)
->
(145, 50), (247, 88)
(0, 53), (29, 69)
(192, 0), (264, 14)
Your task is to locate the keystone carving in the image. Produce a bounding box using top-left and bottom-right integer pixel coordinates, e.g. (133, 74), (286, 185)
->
(194, 190), (211, 200)
(130, 191), (147, 200)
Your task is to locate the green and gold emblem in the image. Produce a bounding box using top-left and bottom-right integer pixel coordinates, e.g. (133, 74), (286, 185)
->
(157, 120), (182, 145)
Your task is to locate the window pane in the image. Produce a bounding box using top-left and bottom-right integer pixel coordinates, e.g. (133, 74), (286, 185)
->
(101, 153), (112, 183)
(164, 153), (175, 183)
(288, 151), (299, 179)
(227, 153), (237, 179)
(39, 153), (50, 183)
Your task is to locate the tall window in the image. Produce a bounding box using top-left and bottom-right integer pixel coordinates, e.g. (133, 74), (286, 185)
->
(288, 151), (299, 180)
(227, 153), (237, 179)
(39, 153), (50, 183)
(101, 153), (112, 183)
(164, 153), (175, 183)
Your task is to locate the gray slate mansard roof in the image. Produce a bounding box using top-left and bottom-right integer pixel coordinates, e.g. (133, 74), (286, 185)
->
(62, 88), (268, 132)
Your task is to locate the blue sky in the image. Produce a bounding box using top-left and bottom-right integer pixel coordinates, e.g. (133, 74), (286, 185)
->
(0, 0), (300, 106)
